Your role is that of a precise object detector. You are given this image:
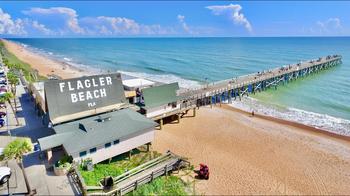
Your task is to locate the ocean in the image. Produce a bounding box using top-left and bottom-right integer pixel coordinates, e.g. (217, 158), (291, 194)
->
(9, 37), (350, 135)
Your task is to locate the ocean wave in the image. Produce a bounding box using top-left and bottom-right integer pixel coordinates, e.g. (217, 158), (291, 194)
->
(119, 70), (201, 89)
(14, 40), (200, 89)
(230, 97), (350, 136)
(63, 57), (72, 62)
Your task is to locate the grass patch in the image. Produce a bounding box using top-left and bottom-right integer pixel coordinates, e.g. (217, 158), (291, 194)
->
(127, 176), (189, 196)
(0, 40), (45, 82)
(79, 149), (162, 186)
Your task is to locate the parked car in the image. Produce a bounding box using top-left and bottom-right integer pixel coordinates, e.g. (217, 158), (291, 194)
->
(0, 69), (4, 75)
(0, 118), (5, 127)
(0, 167), (11, 185)
(0, 77), (6, 84)
(0, 102), (6, 108)
(0, 90), (7, 97)
(0, 84), (6, 89)
(0, 111), (6, 118)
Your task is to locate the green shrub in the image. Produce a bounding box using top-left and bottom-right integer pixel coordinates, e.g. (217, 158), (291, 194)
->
(128, 176), (188, 196)
(55, 155), (73, 168)
(3, 138), (33, 161)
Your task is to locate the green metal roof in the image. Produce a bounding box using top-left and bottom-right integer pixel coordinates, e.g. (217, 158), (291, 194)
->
(142, 82), (179, 109)
(38, 108), (157, 154)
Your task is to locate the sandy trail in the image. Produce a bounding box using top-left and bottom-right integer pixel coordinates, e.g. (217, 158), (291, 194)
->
(2, 39), (88, 79)
(153, 105), (350, 195)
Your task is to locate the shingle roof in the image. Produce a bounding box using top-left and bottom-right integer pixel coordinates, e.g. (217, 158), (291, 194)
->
(38, 108), (157, 154)
(44, 73), (126, 124)
(141, 82), (179, 109)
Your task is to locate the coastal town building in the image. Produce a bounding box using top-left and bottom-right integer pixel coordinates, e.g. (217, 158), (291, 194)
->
(122, 78), (155, 104)
(28, 82), (46, 116)
(138, 82), (197, 129)
(140, 82), (180, 119)
(37, 73), (158, 164)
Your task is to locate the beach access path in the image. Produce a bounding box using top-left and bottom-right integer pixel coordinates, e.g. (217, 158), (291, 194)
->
(152, 105), (350, 195)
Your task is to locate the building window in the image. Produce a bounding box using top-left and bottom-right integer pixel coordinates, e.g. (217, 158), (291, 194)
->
(113, 139), (120, 145)
(105, 142), (111, 148)
(90, 147), (97, 154)
(79, 151), (87, 157)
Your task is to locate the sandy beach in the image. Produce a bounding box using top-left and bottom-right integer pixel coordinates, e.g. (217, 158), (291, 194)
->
(2, 38), (350, 195)
(153, 105), (350, 195)
(1, 39), (89, 79)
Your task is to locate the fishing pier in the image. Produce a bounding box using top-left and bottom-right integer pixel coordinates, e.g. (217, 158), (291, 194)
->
(178, 55), (342, 107)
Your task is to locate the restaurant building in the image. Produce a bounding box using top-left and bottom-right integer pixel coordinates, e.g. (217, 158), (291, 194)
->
(140, 82), (180, 119)
(38, 73), (157, 164)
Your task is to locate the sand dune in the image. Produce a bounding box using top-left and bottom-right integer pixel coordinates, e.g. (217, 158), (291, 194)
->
(153, 105), (350, 195)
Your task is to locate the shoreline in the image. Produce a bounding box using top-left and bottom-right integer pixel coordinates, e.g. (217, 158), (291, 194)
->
(153, 105), (350, 194)
(2, 38), (349, 140)
(1, 39), (91, 79)
(224, 104), (350, 142)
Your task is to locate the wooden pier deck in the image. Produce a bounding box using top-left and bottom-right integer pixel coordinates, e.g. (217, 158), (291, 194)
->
(179, 55), (342, 104)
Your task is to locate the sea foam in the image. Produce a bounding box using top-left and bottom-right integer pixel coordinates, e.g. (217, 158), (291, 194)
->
(230, 97), (350, 136)
(119, 70), (201, 89)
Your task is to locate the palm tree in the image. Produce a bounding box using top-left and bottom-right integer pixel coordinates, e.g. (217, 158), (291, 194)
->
(3, 138), (33, 161)
(6, 71), (19, 112)
(0, 92), (19, 126)
(3, 138), (33, 194)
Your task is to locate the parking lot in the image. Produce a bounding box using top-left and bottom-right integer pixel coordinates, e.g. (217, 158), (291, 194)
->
(0, 58), (79, 195)
(0, 156), (28, 195)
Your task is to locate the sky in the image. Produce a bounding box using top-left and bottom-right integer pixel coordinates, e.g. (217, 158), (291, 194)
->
(1, 1), (349, 37)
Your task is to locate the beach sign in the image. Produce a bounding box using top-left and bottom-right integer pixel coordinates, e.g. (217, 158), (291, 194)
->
(44, 73), (126, 124)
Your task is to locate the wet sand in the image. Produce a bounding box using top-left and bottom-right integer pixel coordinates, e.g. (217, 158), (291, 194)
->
(3, 38), (350, 195)
(2, 39), (89, 79)
(153, 105), (350, 195)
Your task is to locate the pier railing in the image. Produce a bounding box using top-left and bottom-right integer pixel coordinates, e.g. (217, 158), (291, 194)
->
(179, 55), (342, 102)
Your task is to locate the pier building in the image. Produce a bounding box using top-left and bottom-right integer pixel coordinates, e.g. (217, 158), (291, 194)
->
(37, 73), (157, 164)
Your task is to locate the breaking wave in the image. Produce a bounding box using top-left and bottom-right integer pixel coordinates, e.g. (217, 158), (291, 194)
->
(118, 70), (201, 89)
(230, 97), (350, 136)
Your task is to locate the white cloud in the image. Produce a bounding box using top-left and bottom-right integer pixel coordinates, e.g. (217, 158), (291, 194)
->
(80, 16), (175, 36)
(23, 7), (84, 34)
(307, 18), (344, 36)
(0, 8), (26, 35)
(81, 16), (140, 35)
(206, 4), (252, 33)
(177, 14), (193, 34)
(316, 18), (342, 34)
(1, 6), (205, 37)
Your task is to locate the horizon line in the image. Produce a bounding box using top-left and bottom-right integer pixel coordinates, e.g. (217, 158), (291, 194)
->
(2, 35), (350, 39)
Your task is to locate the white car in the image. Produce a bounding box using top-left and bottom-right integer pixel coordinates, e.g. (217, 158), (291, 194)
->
(0, 167), (11, 185)
(0, 69), (4, 75)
